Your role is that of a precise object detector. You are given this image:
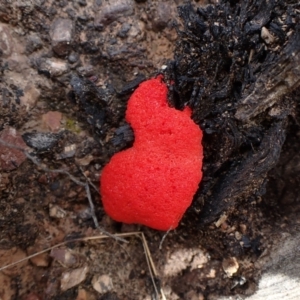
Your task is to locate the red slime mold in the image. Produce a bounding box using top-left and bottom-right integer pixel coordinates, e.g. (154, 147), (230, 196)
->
(100, 76), (203, 230)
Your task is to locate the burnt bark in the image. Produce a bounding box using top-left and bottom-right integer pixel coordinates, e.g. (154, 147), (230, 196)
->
(168, 1), (300, 224)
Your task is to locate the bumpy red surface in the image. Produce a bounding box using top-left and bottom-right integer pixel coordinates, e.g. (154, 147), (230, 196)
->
(100, 76), (203, 230)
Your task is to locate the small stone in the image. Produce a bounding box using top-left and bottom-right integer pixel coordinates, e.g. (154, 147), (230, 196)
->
(77, 207), (92, 220)
(68, 52), (79, 64)
(61, 265), (89, 291)
(95, 0), (134, 26)
(26, 34), (43, 53)
(75, 154), (94, 166)
(50, 247), (83, 268)
(50, 18), (74, 56)
(22, 132), (60, 152)
(0, 24), (13, 57)
(239, 224), (247, 234)
(56, 144), (76, 160)
(40, 58), (69, 77)
(76, 289), (88, 300)
(92, 274), (113, 294)
(27, 244), (50, 267)
(151, 2), (171, 32)
(235, 231), (242, 241)
(42, 111), (62, 133)
(19, 84), (40, 109)
(222, 257), (239, 277)
(49, 204), (67, 219)
(118, 23), (131, 38)
(30, 254), (50, 267)
(76, 65), (95, 77)
(0, 127), (27, 171)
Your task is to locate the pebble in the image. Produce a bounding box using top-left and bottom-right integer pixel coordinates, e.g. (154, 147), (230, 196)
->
(50, 18), (74, 56)
(118, 23), (131, 38)
(92, 274), (113, 294)
(95, 0), (134, 26)
(68, 52), (79, 64)
(22, 132), (60, 151)
(76, 289), (88, 300)
(77, 65), (95, 77)
(0, 127), (28, 171)
(26, 34), (43, 53)
(27, 244), (50, 267)
(235, 231), (242, 241)
(60, 265), (89, 291)
(151, 2), (171, 32)
(56, 144), (76, 160)
(41, 58), (69, 77)
(50, 247), (83, 268)
(19, 84), (40, 109)
(42, 111), (62, 133)
(0, 24), (13, 57)
(49, 204), (67, 219)
(75, 154), (94, 166)
(222, 257), (239, 277)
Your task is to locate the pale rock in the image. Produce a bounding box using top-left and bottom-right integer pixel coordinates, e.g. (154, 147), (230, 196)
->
(50, 18), (74, 56)
(27, 241), (51, 267)
(28, 252), (50, 267)
(42, 111), (62, 133)
(60, 265), (89, 291)
(222, 257), (239, 277)
(40, 58), (69, 77)
(49, 204), (67, 219)
(76, 288), (88, 300)
(92, 274), (113, 294)
(50, 247), (84, 268)
(20, 84), (40, 109)
(95, 0), (134, 26)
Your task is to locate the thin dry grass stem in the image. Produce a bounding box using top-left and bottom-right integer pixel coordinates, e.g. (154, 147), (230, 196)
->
(0, 232), (166, 299)
(79, 166), (100, 194)
(140, 233), (167, 300)
(159, 228), (172, 250)
(0, 138), (127, 243)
